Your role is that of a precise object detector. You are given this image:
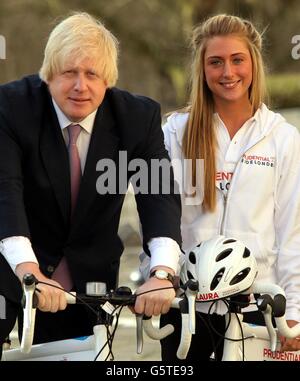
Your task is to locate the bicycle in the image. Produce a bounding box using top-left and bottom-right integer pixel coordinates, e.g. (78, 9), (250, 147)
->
(2, 273), (184, 361)
(3, 273), (300, 361)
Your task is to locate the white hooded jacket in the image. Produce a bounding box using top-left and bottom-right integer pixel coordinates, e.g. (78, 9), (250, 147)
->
(162, 104), (300, 320)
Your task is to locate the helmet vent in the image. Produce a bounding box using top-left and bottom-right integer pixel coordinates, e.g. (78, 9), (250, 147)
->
(211, 268), (225, 290)
(187, 270), (194, 280)
(223, 239), (236, 244)
(216, 249), (232, 262)
(243, 247), (250, 258)
(229, 268), (250, 285)
(189, 251), (196, 265)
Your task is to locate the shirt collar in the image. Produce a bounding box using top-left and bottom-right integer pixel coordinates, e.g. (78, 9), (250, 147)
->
(52, 99), (97, 134)
(213, 107), (259, 128)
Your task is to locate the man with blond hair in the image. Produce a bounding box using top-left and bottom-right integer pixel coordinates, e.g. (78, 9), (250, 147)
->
(0, 12), (181, 357)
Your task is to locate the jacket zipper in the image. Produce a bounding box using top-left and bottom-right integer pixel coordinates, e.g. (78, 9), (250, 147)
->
(217, 136), (267, 236)
(219, 193), (227, 235)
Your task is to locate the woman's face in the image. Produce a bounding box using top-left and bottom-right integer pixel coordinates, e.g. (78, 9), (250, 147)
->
(204, 35), (253, 108)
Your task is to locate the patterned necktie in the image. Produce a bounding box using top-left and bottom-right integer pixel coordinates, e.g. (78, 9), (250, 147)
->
(52, 124), (82, 290)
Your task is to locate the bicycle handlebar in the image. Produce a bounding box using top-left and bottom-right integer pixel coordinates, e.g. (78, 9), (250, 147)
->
(21, 274), (300, 360)
(248, 281), (300, 342)
(20, 273), (197, 359)
(143, 279), (198, 359)
(20, 274), (137, 354)
(144, 280), (300, 358)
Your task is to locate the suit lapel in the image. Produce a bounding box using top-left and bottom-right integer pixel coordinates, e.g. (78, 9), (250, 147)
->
(40, 103), (71, 225)
(70, 96), (120, 230)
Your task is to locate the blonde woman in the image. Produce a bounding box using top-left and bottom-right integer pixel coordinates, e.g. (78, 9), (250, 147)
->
(160, 14), (300, 360)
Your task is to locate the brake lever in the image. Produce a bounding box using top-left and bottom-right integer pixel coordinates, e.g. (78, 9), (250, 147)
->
(136, 314), (144, 354)
(185, 280), (198, 334)
(176, 279), (198, 359)
(263, 305), (277, 352)
(21, 273), (38, 353)
(257, 294), (277, 352)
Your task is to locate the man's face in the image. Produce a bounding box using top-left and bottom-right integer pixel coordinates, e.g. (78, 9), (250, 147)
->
(48, 58), (108, 122)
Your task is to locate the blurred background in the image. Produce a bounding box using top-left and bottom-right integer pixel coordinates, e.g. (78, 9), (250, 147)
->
(1, 0), (300, 360)
(0, 0), (300, 112)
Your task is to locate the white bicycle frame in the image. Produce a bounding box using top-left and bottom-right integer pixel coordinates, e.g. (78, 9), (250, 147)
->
(222, 312), (300, 361)
(2, 300), (112, 361)
(2, 333), (104, 361)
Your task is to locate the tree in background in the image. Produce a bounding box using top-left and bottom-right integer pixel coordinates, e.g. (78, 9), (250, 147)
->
(0, 0), (299, 110)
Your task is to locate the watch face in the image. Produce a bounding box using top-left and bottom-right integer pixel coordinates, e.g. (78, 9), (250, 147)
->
(155, 270), (168, 279)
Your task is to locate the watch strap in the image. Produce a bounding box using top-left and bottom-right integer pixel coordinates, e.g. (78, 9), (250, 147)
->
(150, 270), (175, 284)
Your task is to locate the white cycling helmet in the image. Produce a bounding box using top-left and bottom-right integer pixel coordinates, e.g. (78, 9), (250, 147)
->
(180, 235), (257, 301)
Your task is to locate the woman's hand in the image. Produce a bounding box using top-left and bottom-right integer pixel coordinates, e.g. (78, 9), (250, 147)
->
(279, 320), (300, 352)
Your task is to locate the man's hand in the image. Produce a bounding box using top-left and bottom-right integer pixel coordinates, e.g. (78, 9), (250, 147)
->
(16, 262), (67, 313)
(134, 276), (175, 317)
(279, 320), (300, 352)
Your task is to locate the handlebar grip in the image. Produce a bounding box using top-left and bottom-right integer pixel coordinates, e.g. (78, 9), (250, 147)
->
(273, 294), (286, 317)
(275, 318), (300, 339)
(262, 304), (277, 352)
(143, 319), (174, 340)
(142, 296), (193, 360)
(65, 292), (76, 304)
(177, 313), (192, 360)
(141, 298), (182, 340)
(20, 282), (37, 354)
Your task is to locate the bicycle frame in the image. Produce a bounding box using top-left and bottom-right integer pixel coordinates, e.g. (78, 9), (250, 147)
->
(222, 312), (300, 361)
(2, 335), (96, 361)
(2, 321), (112, 361)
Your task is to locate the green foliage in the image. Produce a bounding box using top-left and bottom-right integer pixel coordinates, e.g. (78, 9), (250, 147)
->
(267, 74), (300, 109)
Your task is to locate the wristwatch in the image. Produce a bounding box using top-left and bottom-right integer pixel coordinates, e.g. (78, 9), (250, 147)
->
(150, 269), (174, 284)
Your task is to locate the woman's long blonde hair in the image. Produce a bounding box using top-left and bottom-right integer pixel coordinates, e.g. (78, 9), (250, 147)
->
(182, 14), (267, 211)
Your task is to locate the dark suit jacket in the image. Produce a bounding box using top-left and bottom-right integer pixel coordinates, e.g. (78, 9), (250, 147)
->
(0, 75), (181, 303)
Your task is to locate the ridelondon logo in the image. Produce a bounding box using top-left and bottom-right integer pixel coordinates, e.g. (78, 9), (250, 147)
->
(196, 292), (219, 301)
(241, 154), (275, 167)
